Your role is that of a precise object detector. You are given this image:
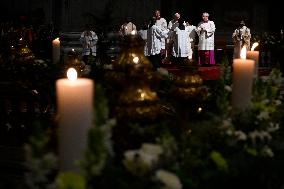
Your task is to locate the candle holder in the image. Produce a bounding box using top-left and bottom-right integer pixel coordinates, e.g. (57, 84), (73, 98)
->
(106, 34), (164, 121)
(15, 38), (35, 62)
(170, 59), (207, 100)
(169, 59), (208, 126)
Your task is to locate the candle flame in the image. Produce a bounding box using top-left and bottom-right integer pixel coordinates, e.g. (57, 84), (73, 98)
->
(131, 30), (137, 35)
(251, 42), (259, 51)
(133, 56), (139, 64)
(67, 68), (77, 81)
(72, 48), (75, 52)
(240, 46), (246, 59)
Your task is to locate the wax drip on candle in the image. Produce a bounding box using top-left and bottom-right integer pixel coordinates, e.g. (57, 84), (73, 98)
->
(251, 42), (259, 51)
(67, 68), (77, 81)
(240, 46), (247, 59)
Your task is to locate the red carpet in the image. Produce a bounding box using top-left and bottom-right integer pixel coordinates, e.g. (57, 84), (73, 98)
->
(164, 65), (221, 81)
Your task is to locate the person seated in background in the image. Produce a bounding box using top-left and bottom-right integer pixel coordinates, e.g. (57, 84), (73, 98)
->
(79, 24), (98, 64)
(119, 16), (137, 36)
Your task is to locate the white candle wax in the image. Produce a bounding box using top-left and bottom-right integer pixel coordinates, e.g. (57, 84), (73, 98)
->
(52, 38), (60, 64)
(246, 50), (259, 79)
(232, 58), (255, 110)
(56, 69), (94, 171)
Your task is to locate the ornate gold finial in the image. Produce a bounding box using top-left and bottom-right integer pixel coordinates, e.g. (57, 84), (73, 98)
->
(106, 34), (164, 121)
(170, 59), (207, 101)
(16, 38), (35, 61)
(64, 49), (84, 74)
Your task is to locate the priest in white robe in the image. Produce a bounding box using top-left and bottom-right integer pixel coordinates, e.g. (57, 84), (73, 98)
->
(196, 12), (216, 66)
(146, 17), (168, 70)
(154, 10), (168, 58)
(80, 24), (98, 64)
(232, 20), (251, 58)
(172, 20), (191, 64)
(186, 23), (197, 60)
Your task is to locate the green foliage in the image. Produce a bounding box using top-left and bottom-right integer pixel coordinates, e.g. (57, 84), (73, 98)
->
(25, 120), (57, 189)
(210, 151), (228, 172)
(80, 83), (116, 180)
(56, 172), (86, 189)
(23, 57), (284, 189)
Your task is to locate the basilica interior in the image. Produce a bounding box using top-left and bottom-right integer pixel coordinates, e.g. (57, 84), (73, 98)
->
(0, 1), (283, 189)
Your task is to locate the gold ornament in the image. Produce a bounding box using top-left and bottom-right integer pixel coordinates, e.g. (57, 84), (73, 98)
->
(64, 49), (84, 74)
(16, 38), (35, 61)
(170, 60), (207, 100)
(115, 85), (162, 120)
(108, 34), (163, 121)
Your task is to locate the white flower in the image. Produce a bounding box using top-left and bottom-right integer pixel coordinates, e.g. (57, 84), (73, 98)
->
(141, 143), (163, 156)
(267, 122), (280, 132)
(261, 145), (274, 157)
(261, 99), (270, 105)
(274, 99), (282, 106)
(260, 76), (269, 82)
(234, 130), (247, 141)
(224, 85), (232, 92)
(34, 59), (45, 64)
(226, 129), (233, 136)
(103, 64), (113, 70)
(157, 67), (169, 76)
(156, 169), (182, 189)
(123, 143), (163, 174)
(249, 130), (272, 144)
(257, 111), (270, 120)
(221, 119), (232, 128)
(138, 151), (159, 167)
(124, 150), (140, 162)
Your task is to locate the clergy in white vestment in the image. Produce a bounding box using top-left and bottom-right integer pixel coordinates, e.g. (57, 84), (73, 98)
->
(119, 17), (137, 36)
(171, 19), (191, 64)
(196, 12), (216, 66)
(167, 12), (181, 60)
(168, 13), (180, 31)
(154, 10), (168, 57)
(186, 24), (197, 60)
(146, 17), (168, 70)
(138, 22), (148, 57)
(79, 24), (98, 64)
(232, 20), (251, 58)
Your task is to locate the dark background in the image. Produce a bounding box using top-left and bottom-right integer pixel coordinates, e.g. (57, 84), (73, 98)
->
(0, 0), (282, 33)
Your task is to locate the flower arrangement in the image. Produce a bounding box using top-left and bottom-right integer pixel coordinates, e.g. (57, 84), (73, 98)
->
(21, 45), (284, 189)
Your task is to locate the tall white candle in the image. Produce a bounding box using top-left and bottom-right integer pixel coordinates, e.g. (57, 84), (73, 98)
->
(246, 42), (259, 79)
(56, 68), (94, 171)
(52, 37), (60, 64)
(232, 47), (255, 110)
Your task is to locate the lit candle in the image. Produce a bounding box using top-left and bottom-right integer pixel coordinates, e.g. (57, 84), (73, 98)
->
(232, 46), (255, 110)
(246, 42), (259, 79)
(56, 68), (94, 171)
(131, 30), (137, 35)
(52, 37), (60, 64)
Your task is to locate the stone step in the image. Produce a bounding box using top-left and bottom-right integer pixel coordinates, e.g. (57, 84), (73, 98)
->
(59, 32), (83, 59)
